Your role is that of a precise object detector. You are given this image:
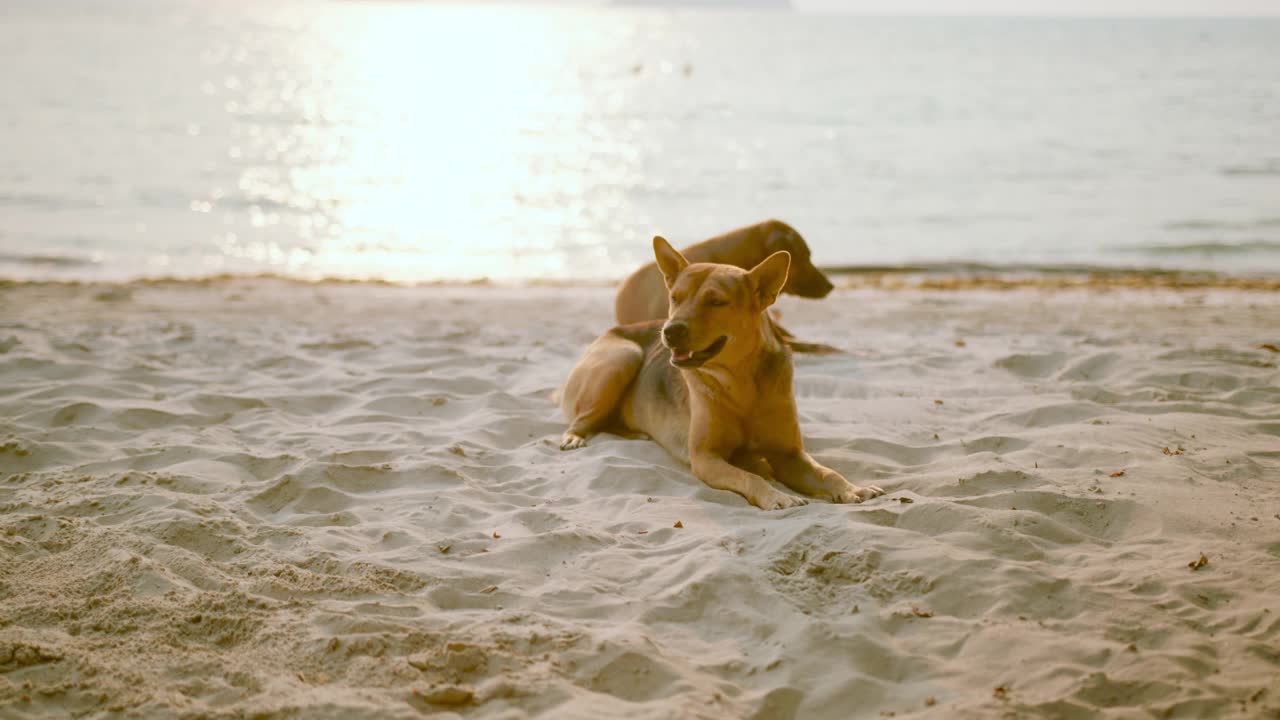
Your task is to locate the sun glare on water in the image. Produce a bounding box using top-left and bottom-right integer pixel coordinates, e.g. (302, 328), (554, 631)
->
(215, 3), (650, 282)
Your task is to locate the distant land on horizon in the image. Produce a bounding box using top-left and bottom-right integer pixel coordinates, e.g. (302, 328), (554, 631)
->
(612, 0), (792, 9)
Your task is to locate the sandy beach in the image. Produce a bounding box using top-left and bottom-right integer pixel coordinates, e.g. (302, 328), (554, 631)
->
(1, 278), (1278, 719)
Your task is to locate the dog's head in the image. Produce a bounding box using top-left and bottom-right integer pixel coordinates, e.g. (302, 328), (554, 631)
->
(765, 223), (834, 299)
(653, 235), (789, 369)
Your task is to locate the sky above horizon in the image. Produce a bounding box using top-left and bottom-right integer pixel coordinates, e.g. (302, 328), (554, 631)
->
(792, 0), (1280, 14)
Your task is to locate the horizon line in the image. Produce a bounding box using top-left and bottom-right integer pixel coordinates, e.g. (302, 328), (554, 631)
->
(425, 1), (1280, 17)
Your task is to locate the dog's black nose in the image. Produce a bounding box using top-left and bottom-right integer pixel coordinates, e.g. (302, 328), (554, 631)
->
(663, 322), (688, 347)
(816, 274), (835, 297)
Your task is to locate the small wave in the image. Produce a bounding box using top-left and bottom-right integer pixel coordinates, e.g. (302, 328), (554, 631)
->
(0, 192), (81, 210)
(1164, 218), (1280, 231)
(819, 261), (1198, 275)
(1121, 240), (1280, 256)
(0, 253), (100, 268)
(1221, 161), (1280, 176)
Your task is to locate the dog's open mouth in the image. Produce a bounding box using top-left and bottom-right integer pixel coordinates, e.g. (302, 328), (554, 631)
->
(669, 336), (728, 368)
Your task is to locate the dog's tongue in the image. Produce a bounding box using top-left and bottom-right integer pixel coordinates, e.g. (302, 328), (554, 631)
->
(672, 350), (693, 362)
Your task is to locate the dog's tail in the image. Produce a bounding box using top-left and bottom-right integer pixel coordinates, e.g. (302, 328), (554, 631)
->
(769, 313), (843, 355)
(785, 338), (843, 355)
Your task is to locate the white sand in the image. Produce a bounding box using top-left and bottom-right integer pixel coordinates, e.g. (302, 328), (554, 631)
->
(1, 279), (1278, 719)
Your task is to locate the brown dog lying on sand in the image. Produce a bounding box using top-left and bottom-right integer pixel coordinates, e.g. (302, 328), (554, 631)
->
(560, 236), (884, 510)
(613, 219), (837, 353)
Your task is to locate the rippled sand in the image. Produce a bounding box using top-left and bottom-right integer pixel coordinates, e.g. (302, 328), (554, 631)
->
(1, 279), (1277, 718)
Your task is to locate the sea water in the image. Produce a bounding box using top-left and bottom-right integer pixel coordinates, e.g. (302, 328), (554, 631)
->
(2, 0), (1279, 281)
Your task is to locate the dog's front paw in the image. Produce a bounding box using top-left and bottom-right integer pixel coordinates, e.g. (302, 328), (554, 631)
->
(831, 483), (885, 504)
(753, 490), (809, 511)
(560, 432), (588, 451)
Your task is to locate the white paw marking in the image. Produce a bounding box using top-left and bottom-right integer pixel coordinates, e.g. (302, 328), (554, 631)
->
(832, 483), (886, 504)
(560, 433), (588, 451)
(757, 491), (808, 511)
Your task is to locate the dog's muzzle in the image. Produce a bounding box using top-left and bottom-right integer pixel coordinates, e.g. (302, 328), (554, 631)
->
(668, 335), (728, 368)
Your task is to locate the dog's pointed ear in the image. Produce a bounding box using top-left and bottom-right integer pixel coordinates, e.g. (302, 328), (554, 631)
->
(748, 250), (790, 309)
(653, 236), (689, 288)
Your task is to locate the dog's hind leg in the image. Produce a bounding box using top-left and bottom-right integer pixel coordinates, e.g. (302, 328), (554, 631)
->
(559, 331), (643, 450)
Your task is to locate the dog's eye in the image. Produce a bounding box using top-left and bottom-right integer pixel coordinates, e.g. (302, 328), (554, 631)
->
(706, 297), (728, 307)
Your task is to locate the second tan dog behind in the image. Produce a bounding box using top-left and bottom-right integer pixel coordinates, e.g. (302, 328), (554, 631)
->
(614, 219), (837, 353)
(559, 236), (884, 510)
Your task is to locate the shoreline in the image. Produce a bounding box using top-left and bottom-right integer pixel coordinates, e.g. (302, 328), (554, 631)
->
(2, 263), (1280, 293)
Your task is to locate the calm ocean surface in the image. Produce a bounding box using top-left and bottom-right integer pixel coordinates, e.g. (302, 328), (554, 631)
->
(3, 0), (1279, 282)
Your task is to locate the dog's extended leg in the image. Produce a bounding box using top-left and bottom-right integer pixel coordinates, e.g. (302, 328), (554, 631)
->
(691, 453), (807, 510)
(766, 451), (884, 503)
(558, 332), (643, 450)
